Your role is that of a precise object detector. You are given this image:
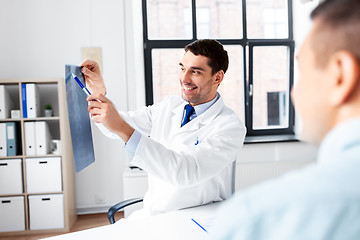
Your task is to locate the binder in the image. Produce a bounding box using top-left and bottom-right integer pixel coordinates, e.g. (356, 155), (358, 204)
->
(0, 85), (15, 119)
(35, 121), (51, 155)
(21, 83), (27, 118)
(0, 123), (7, 157)
(6, 122), (18, 156)
(26, 83), (40, 118)
(24, 121), (36, 156)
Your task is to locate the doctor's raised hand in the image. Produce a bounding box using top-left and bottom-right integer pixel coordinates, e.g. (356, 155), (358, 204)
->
(80, 59), (107, 96)
(80, 59), (135, 143)
(87, 93), (134, 143)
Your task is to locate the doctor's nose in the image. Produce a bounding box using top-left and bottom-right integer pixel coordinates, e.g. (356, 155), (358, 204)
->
(180, 70), (191, 83)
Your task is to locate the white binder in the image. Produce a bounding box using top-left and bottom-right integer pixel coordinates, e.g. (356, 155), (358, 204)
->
(24, 121), (36, 156)
(26, 83), (40, 118)
(35, 121), (51, 155)
(0, 85), (15, 119)
(0, 123), (7, 157)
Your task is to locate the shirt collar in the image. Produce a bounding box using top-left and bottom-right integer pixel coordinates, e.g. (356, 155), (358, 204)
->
(318, 117), (360, 163)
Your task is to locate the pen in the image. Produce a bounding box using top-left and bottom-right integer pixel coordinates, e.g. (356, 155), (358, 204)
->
(191, 218), (207, 232)
(72, 73), (91, 96)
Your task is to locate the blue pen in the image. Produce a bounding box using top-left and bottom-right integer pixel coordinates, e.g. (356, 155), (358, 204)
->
(191, 218), (207, 232)
(72, 73), (92, 96)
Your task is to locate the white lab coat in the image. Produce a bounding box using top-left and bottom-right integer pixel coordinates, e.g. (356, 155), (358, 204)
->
(97, 95), (246, 216)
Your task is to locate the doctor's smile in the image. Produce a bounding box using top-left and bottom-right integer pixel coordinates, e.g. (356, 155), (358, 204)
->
(182, 85), (197, 92)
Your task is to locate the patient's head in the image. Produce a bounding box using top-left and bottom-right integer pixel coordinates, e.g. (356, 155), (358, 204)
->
(310, 0), (360, 67)
(292, 0), (360, 144)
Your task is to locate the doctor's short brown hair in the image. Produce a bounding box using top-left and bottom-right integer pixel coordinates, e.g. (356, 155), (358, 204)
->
(185, 39), (229, 75)
(310, 0), (360, 68)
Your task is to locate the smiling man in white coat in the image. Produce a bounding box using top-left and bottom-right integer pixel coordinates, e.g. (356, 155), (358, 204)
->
(81, 39), (246, 217)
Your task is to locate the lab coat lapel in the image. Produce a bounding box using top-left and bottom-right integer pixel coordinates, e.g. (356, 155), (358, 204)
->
(198, 96), (224, 126)
(171, 101), (200, 134)
(171, 96), (225, 134)
(171, 102), (188, 134)
(180, 117), (201, 132)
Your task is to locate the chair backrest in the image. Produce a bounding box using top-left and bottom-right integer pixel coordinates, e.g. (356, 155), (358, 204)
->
(231, 160), (236, 194)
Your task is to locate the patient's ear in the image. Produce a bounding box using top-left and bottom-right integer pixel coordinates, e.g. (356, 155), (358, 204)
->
(328, 51), (360, 106)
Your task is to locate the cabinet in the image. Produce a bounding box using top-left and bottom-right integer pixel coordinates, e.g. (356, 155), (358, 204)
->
(0, 79), (76, 236)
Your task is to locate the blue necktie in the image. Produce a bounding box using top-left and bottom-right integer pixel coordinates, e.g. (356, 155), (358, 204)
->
(181, 104), (195, 127)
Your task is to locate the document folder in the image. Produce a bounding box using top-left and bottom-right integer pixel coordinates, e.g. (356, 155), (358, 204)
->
(25, 121), (36, 156)
(6, 122), (18, 156)
(35, 121), (51, 156)
(0, 85), (15, 119)
(0, 123), (7, 157)
(26, 83), (40, 118)
(21, 83), (27, 118)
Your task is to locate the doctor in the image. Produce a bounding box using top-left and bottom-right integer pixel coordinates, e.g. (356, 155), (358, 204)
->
(81, 39), (246, 217)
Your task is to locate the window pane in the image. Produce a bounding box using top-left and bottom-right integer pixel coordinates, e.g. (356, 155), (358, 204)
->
(147, 0), (192, 39)
(152, 49), (185, 103)
(246, 0), (288, 39)
(252, 46), (289, 129)
(196, 0), (243, 39)
(218, 45), (245, 122)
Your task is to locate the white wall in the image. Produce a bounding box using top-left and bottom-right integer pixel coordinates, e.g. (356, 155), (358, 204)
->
(0, 0), (131, 213)
(0, 0), (320, 214)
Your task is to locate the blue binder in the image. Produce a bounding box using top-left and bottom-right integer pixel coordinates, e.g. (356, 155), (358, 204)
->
(6, 122), (18, 156)
(21, 83), (27, 118)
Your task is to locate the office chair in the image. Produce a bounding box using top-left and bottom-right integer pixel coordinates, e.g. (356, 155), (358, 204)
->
(107, 161), (237, 224)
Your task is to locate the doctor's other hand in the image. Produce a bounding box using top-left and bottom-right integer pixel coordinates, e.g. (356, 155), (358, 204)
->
(87, 93), (134, 143)
(80, 59), (107, 96)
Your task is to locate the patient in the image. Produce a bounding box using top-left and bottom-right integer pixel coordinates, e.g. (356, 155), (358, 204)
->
(208, 0), (360, 239)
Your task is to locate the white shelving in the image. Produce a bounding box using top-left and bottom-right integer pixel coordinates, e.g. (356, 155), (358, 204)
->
(0, 79), (76, 236)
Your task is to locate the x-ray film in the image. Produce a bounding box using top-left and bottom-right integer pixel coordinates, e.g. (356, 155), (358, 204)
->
(65, 64), (95, 172)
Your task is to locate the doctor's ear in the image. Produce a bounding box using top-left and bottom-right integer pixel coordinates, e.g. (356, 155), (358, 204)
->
(214, 70), (224, 86)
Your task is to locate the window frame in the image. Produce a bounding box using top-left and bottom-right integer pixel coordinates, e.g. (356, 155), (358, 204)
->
(142, 0), (295, 138)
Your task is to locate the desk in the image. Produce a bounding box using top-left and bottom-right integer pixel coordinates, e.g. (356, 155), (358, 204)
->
(42, 202), (220, 240)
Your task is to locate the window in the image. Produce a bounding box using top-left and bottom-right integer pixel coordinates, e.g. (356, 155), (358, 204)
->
(142, 0), (295, 138)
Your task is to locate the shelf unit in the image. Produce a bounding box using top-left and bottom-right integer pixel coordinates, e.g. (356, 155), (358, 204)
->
(0, 78), (76, 236)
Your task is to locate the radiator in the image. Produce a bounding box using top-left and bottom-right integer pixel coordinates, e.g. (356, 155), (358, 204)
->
(235, 160), (314, 192)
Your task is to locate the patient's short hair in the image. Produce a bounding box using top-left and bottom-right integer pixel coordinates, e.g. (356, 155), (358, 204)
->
(310, 0), (360, 67)
(185, 39), (229, 75)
